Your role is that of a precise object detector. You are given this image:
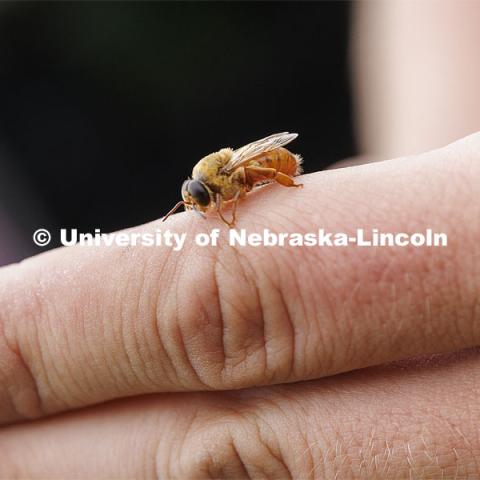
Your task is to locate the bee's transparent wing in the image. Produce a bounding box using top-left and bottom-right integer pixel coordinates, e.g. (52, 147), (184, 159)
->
(222, 132), (298, 173)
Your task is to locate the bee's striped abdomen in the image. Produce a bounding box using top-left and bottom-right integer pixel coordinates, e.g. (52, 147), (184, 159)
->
(257, 147), (302, 176)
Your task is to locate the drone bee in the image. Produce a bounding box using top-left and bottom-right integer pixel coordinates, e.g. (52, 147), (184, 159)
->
(162, 132), (303, 228)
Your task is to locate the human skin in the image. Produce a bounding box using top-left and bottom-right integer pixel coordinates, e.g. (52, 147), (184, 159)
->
(0, 131), (479, 477)
(2, 1), (480, 476)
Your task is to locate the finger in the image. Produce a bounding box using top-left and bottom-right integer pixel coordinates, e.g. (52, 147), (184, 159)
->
(0, 132), (479, 424)
(1, 348), (480, 478)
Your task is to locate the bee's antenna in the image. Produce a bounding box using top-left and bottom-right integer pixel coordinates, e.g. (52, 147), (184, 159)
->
(162, 201), (185, 222)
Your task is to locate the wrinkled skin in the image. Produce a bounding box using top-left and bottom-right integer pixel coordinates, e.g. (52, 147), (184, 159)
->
(1, 131), (480, 477)
(3, 1), (480, 477)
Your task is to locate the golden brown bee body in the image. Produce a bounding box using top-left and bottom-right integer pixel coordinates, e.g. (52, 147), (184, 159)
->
(191, 148), (243, 202)
(243, 147), (301, 188)
(163, 132), (303, 228)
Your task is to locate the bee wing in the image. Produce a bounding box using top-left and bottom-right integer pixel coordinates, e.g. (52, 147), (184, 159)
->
(222, 132), (298, 173)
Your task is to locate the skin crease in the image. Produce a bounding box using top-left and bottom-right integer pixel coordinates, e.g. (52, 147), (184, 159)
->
(1, 2), (480, 477)
(1, 349), (480, 478)
(0, 136), (479, 421)
(0, 133), (479, 478)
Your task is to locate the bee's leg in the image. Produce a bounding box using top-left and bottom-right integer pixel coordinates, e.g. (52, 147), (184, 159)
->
(229, 190), (242, 227)
(216, 192), (241, 228)
(215, 193), (234, 228)
(274, 171), (303, 188)
(244, 166), (303, 188)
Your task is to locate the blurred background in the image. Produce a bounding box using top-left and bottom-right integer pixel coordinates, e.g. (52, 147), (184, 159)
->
(0, 1), (355, 264)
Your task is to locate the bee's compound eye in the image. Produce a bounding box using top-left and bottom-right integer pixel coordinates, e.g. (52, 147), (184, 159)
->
(181, 180), (190, 200)
(188, 180), (210, 207)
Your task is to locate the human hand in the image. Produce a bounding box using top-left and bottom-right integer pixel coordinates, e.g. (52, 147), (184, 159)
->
(0, 133), (479, 478)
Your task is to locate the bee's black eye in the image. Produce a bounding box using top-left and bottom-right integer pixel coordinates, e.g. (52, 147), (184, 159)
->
(188, 180), (210, 206)
(181, 180), (190, 200)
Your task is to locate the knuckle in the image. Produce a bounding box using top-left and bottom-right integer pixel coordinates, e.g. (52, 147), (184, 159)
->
(0, 328), (44, 421)
(176, 407), (294, 479)
(0, 265), (47, 420)
(161, 392), (480, 480)
(167, 246), (299, 390)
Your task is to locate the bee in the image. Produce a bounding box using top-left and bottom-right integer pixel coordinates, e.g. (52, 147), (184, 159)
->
(162, 132), (303, 228)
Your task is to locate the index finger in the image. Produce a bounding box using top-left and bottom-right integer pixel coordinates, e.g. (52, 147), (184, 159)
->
(0, 133), (479, 424)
